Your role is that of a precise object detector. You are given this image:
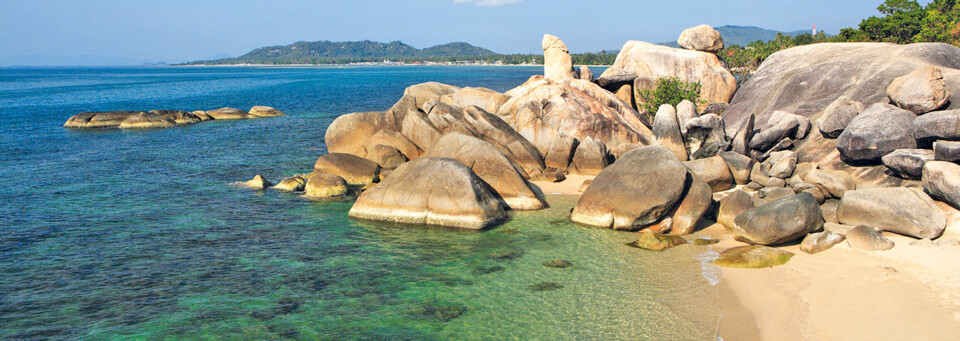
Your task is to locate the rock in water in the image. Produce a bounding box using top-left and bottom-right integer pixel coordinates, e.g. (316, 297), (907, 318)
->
(118, 112), (176, 129)
(653, 104), (688, 161)
(845, 226), (895, 251)
(303, 173), (348, 198)
(627, 230), (688, 251)
(732, 192), (824, 245)
(240, 175), (272, 189)
(248, 106), (285, 117)
(714, 245), (794, 268)
(886, 65), (950, 114)
(818, 95), (864, 138)
(881, 149), (935, 179)
(683, 155), (734, 192)
(922, 161), (960, 209)
(803, 169), (855, 198)
(836, 103), (918, 163)
(935, 141), (960, 162)
(206, 107), (250, 120)
(313, 153), (381, 186)
(913, 109), (960, 143)
(837, 188), (946, 239)
(718, 190), (755, 231)
(151, 109), (201, 125)
(424, 133), (547, 210)
(567, 136), (608, 176)
(348, 157), (507, 229)
(598, 41), (737, 108)
(273, 175), (307, 192)
(571, 146), (688, 230)
(800, 231), (845, 254)
(677, 24), (724, 53)
(64, 111), (141, 128)
(542, 34), (576, 81)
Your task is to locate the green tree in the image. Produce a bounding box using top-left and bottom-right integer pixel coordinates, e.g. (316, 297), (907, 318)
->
(636, 77), (704, 117)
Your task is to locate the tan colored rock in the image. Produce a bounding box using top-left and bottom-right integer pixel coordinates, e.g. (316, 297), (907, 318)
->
(733, 192), (824, 245)
(838, 188), (946, 239)
(248, 105), (284, 117)
(313, 153), (381, 186)
(677, 24), (724, 53)
(568, 136), (608, 176)
(404, 82), (461, 112)
(366, 130), (420, 159)
(441, 87), (509, 114)
(542, 34), (576, 81)
(714, 245), (794, 268)
(887, 65), (950, 114)
(303, 173), (348, 198)
(578, 66), (594, 82)
(598, 41), (737, 108)
(683, 155), (734, 192)
(800, 231), (845, 254)
(922, 161), (960, 209)
(653, 104), (689, 161)
(718, 190), (755, 231)
(273, 175), (307, 192)
(805, 169), (856, 198)
(190, 110), (212, 121)
(64, 111), (140, 128)
(365, 144), (407, 169)
(668, 173), (712, 235)
(239, 174), (272, 189)
(206, 107), (250, 120)
(348, 157), (507, 229)
(150, 110), (200, 125)
(118, 112), (176, 129)
(543, 135), (578, 170)
(845, 225), (895, 251)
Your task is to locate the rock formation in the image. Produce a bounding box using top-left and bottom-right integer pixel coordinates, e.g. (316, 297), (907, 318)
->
(677, 25), (724, 53)
(542, 34), (576, 81)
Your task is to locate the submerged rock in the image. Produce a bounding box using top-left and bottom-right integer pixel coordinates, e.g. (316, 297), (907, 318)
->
(714, 245), (794, 268)
(627, 230), (688, 251)
(273, 175), (307, 192)
(542, 260), (573, 268)
(348, 157), (507, 229)
(528, 282), (564, 292)
(240, 175), (272, 189)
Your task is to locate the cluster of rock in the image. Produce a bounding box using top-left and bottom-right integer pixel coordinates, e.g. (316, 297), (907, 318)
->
(63, 106), (284, 129)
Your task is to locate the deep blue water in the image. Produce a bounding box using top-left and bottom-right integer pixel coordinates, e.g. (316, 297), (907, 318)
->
(0, 66), (719, 340)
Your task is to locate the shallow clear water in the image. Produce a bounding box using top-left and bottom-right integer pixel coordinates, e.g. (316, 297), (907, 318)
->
(0, 66), (719, 339)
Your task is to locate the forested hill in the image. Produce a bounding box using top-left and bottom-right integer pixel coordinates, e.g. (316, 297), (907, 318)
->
(186, 40), (500, 65)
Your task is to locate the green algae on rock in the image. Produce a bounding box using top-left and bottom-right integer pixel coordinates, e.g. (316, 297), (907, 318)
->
(626, 230), (688, 251)
(714, 245), (794, 268)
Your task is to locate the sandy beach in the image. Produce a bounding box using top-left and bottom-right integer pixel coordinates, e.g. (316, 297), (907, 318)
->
(535, 176), (960, 340)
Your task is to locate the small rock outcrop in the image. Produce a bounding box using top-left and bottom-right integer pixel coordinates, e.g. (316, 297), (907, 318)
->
(303, 173), (348, 198)
(732, 193), (824, 245)
(677, 25), (724, 53)
(313, 153), (381, 186)
(206, 107), (251, 120)
(886, 65), (950, 114)
(837, 188), (946, 239)
(714, 245), (794, 269)
(240, 175), (272, 189)
(845, 226), (895, 251)
(118, 112), (176, 129)
(542, 34), (576, 81)
(882, 149), (935, 179)
(718, 190), (755, 231)
(273, 176), (307, 192)
(817, 95), (863, 138)
(800, 231), (846, 254)
(248, 106), (285, 117)
(922, 161), (960, 209)
(627, 230), (688, 251)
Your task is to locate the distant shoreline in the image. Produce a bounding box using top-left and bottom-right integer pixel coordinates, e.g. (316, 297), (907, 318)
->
(172, 63), (616, 68)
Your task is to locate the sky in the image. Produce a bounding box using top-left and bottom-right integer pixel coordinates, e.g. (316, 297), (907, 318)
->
(0, 0), (919, 66)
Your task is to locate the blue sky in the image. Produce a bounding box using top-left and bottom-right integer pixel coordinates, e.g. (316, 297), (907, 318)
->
(0, 0), (919, 65)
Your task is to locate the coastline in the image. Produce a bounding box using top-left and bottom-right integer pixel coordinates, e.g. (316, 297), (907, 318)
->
(536, 176), (960, 340)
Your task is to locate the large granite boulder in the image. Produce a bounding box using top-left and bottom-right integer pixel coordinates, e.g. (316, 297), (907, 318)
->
(913, 109), (960, 144)
(542, 34), (576, 81)
(567, 136), (608, 176)
(881, 149), (935, 179)
(497, 78), (653, 154)
(800, 231), (845, 254)
(313, 153), (381, 186)
(424, 133), (547, 210)
(365, 144), (407, 169)
(749, 116), (799, 152)
(676, 100), (698, 136)
(667, 173), (712, 235)
(732, 192), (824, 245)
(718, 151), (754, 184)
(837, 188), (946, 239)
(579, 66), (594, 82)
(935, 141), (960, 162)
(366, 130), (420, 159)
(677, 25), (724, 53)
(543, 135), (578, 170)
(728, 114), (755, 156)
(303, 173), (348, 198)
(817, 95), (864, 138)
(683, 155), (734, 192)
(922, 161), (960, 209)
(325, 111), (393, 157)
(571, 146), (688, 230)
(653, 104), (688, 161)
(404, 82), (461, 112)
(206, 108), (250, 120)
(598, 41), (737, 108)
(886, 65), (950, 114)
(718, 190), (755, 231)
(118, 112), (176, 129)
(440, 87), (509, 114)
(348, 157), (507, 229)
(836, 103), (918, 163)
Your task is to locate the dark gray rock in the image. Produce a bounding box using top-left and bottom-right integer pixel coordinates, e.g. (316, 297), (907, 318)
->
(684, 114), (726, 159)
(836, 103), (918, 164)
(749, 117), (799, 152)
(818, 95), (864, 138)
(761, 150), (797, 179)
(881, 149), (935, 179)
(913, 109), (960, 144)
(922, 161), (960, 209)
(733, 192), (824, 245)
(934, 141), (960, 162)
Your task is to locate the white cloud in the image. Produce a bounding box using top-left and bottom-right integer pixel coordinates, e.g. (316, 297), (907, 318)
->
(454, 0), (522, 6)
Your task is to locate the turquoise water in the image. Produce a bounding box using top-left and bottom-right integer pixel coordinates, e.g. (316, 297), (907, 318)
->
(0, 66), (720, 339)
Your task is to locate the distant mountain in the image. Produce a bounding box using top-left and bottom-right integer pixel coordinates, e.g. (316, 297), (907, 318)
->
(187, 40), (499, 65)
(660, 25), (824, 48)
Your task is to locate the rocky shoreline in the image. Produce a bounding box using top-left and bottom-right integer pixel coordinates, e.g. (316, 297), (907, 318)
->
(245, 25), (960, 268)
(63, 106), (284, 129)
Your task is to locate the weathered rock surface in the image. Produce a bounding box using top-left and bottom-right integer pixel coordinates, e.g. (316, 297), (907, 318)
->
(683, 155), (734, 192)
(348, 157), (507, 229)
(804, 169), (856, 198)
(922, 161), (960, 209)
(677, 24), (724, 53)
(769, 110), (812, 140)
(239, 175), (271, 189)
(714, 245), (794, 268)
(206, 107), (251, 120)
(836, 103), (918, 163)
(683, 114), (726, 158)
(543, 135), (578, 170)
(718, 190), (755, 231)
(567, 136), (608, 176)
(571, 146), (688, 230)
(440, 87), (509, 114)
(758, 187), (796, 201)
(404, 82), (461, 112)
(761, 151), (797, 179)
(653, 104), (688, 161)
(728, 114), (755, 156)
(313, 153), (381, 186)
(667, 173), (712, 235)
(366, 130), (420, 159)
(821, 199), (841, 224)
(627, 230), (688, 251)
(424, 133), (547, 210)
(64, 111), (141, 128)
(542, 34), (576, 81)
(598, 41), (737, 108)
(749, 117), (799, 152)
(118, 112), (176, 129)
(248, 106), (284, 117)
(838, 188), (946, 239)
(150, 110), (201, 125)
(823, 222), (856, 235)
(273, 175), (307, 192)
(818, 95), (863, 138)
(882, 149), (935, 179)
(887, 65), (950, 114)
(676, 100), (698, 136)
(718, 151), (754, 185)
(935, 141), (960, 162)
(913, 109), (960, 143)
(366, 144), (407, 169)
(303, 173), (348, 198)
(800, 231), (846, 254)
(578, 66), (594, 82)
(732, 192), (824, 245)
(845, 226), (895, 251)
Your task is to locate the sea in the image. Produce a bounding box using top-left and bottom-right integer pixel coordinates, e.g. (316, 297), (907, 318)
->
(0, 66), (721, 340)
